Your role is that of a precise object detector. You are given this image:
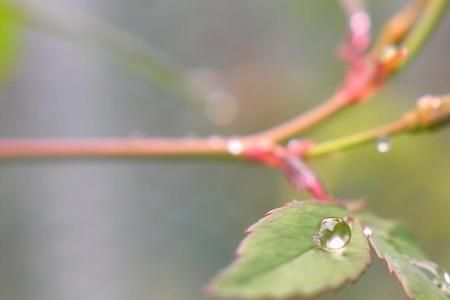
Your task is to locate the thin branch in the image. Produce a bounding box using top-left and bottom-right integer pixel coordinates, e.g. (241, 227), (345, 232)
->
(0, 0), (448, 161)
(398, 0), (450, 70)
(256, 0), (371, 143)
(1, 94), (449, 161)
(0, 137), (233, 160)
(260, 0), (449, 144)
(374, 0), (427, 48)
(306, 94), (450, 159)
(256, 94), (350, 143)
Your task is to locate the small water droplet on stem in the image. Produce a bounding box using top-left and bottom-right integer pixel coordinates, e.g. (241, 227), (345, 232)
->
(377, 136), (391, 153)
(227, 139), (244, 156)
(363, 226), (373, 237)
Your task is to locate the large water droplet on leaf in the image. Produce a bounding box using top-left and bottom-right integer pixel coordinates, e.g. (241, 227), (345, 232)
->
(313, 217), (352, 251)
(411, 260), (450, 295)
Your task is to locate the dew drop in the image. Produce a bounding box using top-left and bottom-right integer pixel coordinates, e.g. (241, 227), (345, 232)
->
(313, 217), (352, 251)
(411, 260), (450, 295)
(363, 226), (373, 237)
(377, 136), (391, 153)
(227, 139), (244, 156)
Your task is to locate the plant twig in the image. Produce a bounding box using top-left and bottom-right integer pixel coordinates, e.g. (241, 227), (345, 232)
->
(261, 0), (449, 143)
(374, 0), (427, 48)
(0, 137), (233, 160)
(305, 94), (450, 159)
(256, 0), (371, 143)
(0, 1), (448, 161)
(398, 0), (450, 70)
(1, 94), (449, 161)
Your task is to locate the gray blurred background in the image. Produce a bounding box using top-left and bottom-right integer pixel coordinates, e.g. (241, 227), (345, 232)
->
(0, 0), (449, 299)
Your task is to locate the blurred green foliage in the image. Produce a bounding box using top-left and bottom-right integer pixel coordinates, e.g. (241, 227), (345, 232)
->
(0, 3), (21, 81)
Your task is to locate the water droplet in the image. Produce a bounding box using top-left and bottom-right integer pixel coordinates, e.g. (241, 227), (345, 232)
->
(227, 139), (244, 156)
(377, 137), (391, 153)
(363, 226), (373, 237)
(411, 260), (450, 295)
(313, 217), (352, 251)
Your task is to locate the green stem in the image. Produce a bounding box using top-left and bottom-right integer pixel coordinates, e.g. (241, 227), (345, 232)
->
(398, 0), (450, 70)
(306, 94), (450, 159)
(305, 124), (400, 159)
(268, 0), (450, 155)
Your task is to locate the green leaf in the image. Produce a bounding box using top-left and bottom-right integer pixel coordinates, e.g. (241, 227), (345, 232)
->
(360, 213), (450, 300)
(0, 1), (22, 81)
(208, 201), (371, 299)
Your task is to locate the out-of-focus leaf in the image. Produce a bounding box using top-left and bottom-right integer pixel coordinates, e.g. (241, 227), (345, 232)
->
(360, 213), (450, 300)
(208, 201), (371, 299)
(0, 2), (22, 81)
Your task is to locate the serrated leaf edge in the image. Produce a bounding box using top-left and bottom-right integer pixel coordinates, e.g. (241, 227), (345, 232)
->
(206, 200), (371, 299)
(366, 235), (418, 300)
(364, 223), (447, 300)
